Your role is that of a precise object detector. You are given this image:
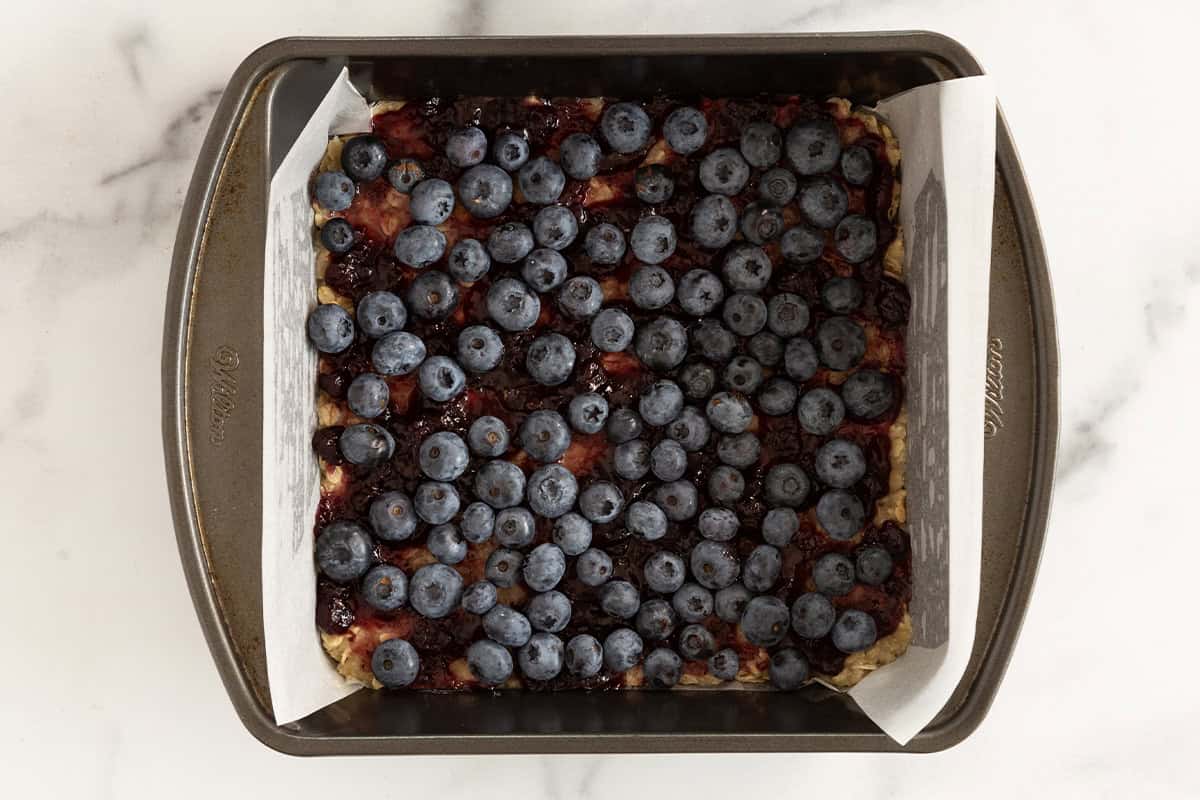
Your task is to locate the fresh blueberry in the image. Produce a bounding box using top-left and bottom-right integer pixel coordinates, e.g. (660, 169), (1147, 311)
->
(468, 416), (510, 458)
(644, 648), (683, 688)
(494, 507), (536, 548)
(584, 223), (626, 265)
(568, 393), (609, 434)
(523, 543), (567, 591)
(812, 552), (855, 596)
(462, 580), (499, 615)
(626, 500), (668, 541)
(521, 249), (569, 293)
(708, 648), (740, 680)
(816, 490), (866, 540)
(339, 423), (395, 466)
(672, 417), (725, 459)
(822, 276), (864, 314)
(636, 598), (678, 640)
(834, 215), (877, 263)
(527, 590), (572, 632)
(467, 639), (513, 685)
(356, 291), (406, 338)
(603, 628), (644, 672)
(856, 546), (894, 585)
(559, 132), (602, 180)
(678, 363), (717, 402)
(707, 465), (745, 506)
(486, 277), (541, 331)
(369, 492), (418, 542)
(315, 521), (373, 582)
(320, 218), (355, 254)
(635, 164), (675, 205)
(518, 632), (565, 681)
(639, 380), (684, 427)
(779, 225), (824, 264)
(764, 463), (810, 508)
(414, 481), (461, 525)
(690, 319), (737, 363)
(698, 507), (739, 542)
(672, 583), (714, 623)
(558, 276), (604, 320)
(678, 623), (717, 661)
(757, 377), (797, 416)
(314, 171), (355, 211)
(783, 337), (819, 381)
(307, 303), (355, 354)
(743, 544), (782, 592)
(630, 216), (677, 265)
(446, 126), (488, 167)
(740, 595), (789, 647)
(485, 547), (524, 588)
(579, 481), (624, 524)
(590, 308), (635, 352)
(832, 609), (877, 653)
(520, 410), (571, 461)
(663, 106), (708, 154)
(461, 501), (496, 544)
(600, 102), (651, 153)
(740, 120), (782, 168)
(410, 178), (455, 225)
(419, 431), (469, 481)
(600, 580), (641, 619)
(747, 332), (783, 367)
(475, 459), (526, 508)
(614, 439), (651, 480)
(457, 164), (513, 219)
(518, 156), (566, 204)
(360, 563), (408, 614)
(393, 225), (446, 268)
(740, 203), (786, 245)
(799, 176), (848, 229)
(689, 540), (739, 590)
(699, 147), (750, 196)
(527, 464), (579, 519)
(493, 129), (531, 171)
(625, 267), (672, 313)
(840, 144), (874, 186)
(758, 166), (798, 206)
(842, 369), (896, 420)
(654, 480), (699, 522)
(791, 592), (836, 638)
(689, 195), (738, 249)
(457, 325), (504, 373)
(339, 136), (387, 183)
(347, 373), (390, 418)
(532, 204), (579, 250)
(576, 547), (614, 587)
(762, 507), (798, 547)
(816, 316), (866, 371)
(635, 316), (689, 371)
(428, 523), (467, 565)
(409, 563), (464, 619)
(552, 513), (592, 556)
(723, 293), (768, 337)
(714, 583), (751, 623)
(372, 638), (420, 688)
(650, 439), (688, 481)
(797, 387), (844, 435)
(766, 293), (809, 338)
(769, 648), (809, 690)
(565, 633), (604, 677)
(606, 407), (644, 443)
(815, 439), (866, 489)
(720, 245), (771, 293)
(644, 551), (687, 594)
(484, 605), (533, 647)
(417, 355), (466, 402)
(387, 159), (424, 193)
(717, 432), (761, 469)
(786, 118), (841, 175)
(407, 270), (459, 321)
(706, 392), (753, 435)
(372, 331), (425, 375)
(487, 222), (535, 264)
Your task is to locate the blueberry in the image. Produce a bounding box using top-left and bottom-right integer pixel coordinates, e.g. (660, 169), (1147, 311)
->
(414, 481), (461, 525)
(678, 623), (717, 661)
(786, 118), (841, 175)
(532, 204), (579, 250)
(672, 583), (714, 623)
(638, 380), (683, 427)
(495, 507), (536, 548)
(635, 316), (689, 371)
(520, 410), (571, 461)
(527, 590), (572, 632)
(461, 501), (496, 544)
(418, 431), (469, 481)
(708, 648), (740, 680)
(747, 332), (783, 367)
(841, 369), (896, 420)
(779, 225), (824, 264)
(834, 215), (877, 263)
(565, 633), (604, 677)
(446, 126), (488, 167)
(816, 316), (866, 371)
(757, 377), (797, 416)
(650, 439), (688, 481)
(644, 551), (687, 594)
(347, 373), (390, 418)
(815, 438), (866, 489)
(758, 167), (798, 206)
(386, 159), (424, 193)
(630, 216), (677, 265)
(832, 609), (877, 653)
(689, 540), (739, 590)
(523, 543), (567, 591)
(372, 331), (425, 375)
(613, 439), (651, 480)
(739, 595), (789, 647)
(607, 407), (644, 443)
(791, 592), (836, 639)
(690, 319), (737, 363)
(799, 176), (848, 229)
(689, 195), (738, 249)
(521, 248), (569, 293)
(783, 337), (819, 381)
(663, 106), (708, 154)
(339, 423), (395, 466)
(467, 639), (513, 685)
(720, 245), (771, 293)
(341, 135), (388, 182)
(315, 521), (374, 582)
(559, 132), (602, 180)
(603, 627), (644, 672)
(372, 638), (420, 688)
(462, 580), (499, 615)
(484, 605), (533, 647)
(600, 102), (651, 153)
(307, 303), (355, 354)
(428, 523), (467, 565)
(856, 546), (894, 585)
(590, 308), (635, 352)
(717, 432), (761, 469)
(393, 225), (447, 268)
(678, 363), (717, 401)
(707, 465), (745, 506)
(625, 268), (672, 313)
(558, 276), (604, 319)
(355, 292), (406, 339)
(493, 129), (531, 171)
(409, 563), (464, 618)
(644, 648), (683, 688)
(518, 156), (566, 204)
(764, 463), (810, 508)
(369, 492), (418, 542)
(568, 393), (609, 434)
(485, 547), (524, 588)
(762, 507), (798, 547)
(468, 416), (510, 458)
(526, 464), (578, 519)
(743, 544), (782, 592)
(706, 391), (753, 434)
(417, 355), (466, 402)
(552, 513), (592, 556)
(654, 480), (699, 522)
(797, 387), (845, 435)
(576, 547), (614, 587)
(698, 507), (739, 542)
(410, 178), (456, 225)
(766, 293), (809, 338)
(600, 580), (641, 619)
(408, 271), (460, 322)
(584, 223), (626, 265)
(626, 500), (668, 541)
(314, 171), (355, 211)
(635, 164), (675, 205)
(812, 552), (855, 596)
(740, 203), (786, 245)
(815, 490), (866, 540)
(487, 277), (541, 331)
(636, 598), (678, 640)
(714, 583), (752, 623)
(475, 459), (526, 508)
(320, 218), (355, 254)
(739, 120), (782, 168)
(723, 293), (768, 337)
(487, 222), (535, 264)
(769, 648), (809, 690)
(822, 276), (864, 315)
(579, 481), (624, 524)
(457, 164), (513, 219)
(457, 325), (504, 373)
(840, 144), (874, 186)
(699, 147), (750, 195)
(519, 632), (565, 681)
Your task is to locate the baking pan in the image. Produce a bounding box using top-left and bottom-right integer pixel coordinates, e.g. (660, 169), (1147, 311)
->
(162, 33), (1058, 754)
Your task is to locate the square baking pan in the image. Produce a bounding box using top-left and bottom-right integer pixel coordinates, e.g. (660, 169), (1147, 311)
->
(161, 32), (1058, 755)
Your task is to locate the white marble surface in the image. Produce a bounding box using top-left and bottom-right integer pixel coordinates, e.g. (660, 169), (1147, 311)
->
(2, 0), (1198, 796)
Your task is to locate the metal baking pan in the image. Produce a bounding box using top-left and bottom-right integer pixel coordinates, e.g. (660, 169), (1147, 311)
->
(162, 33), (1058, 754)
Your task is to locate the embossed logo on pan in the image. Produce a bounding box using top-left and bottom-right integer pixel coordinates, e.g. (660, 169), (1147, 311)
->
(209, 345), (239, 446)
(984, 337), (1005, 439)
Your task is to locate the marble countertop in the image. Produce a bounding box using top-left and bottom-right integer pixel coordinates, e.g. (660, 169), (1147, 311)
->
(2, 0), (1197, 796)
